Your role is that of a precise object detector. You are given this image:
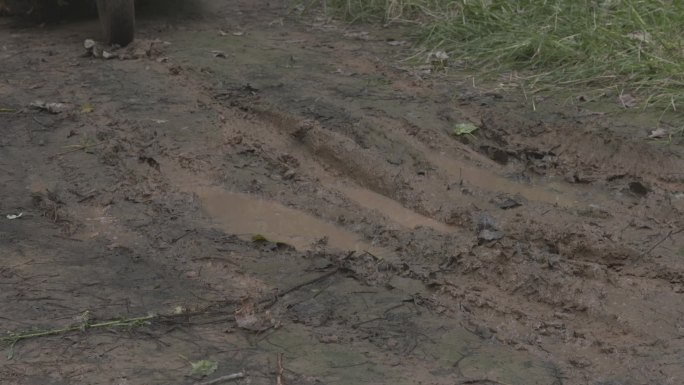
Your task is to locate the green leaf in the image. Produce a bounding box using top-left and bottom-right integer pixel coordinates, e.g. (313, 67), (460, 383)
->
(251, 234), (269, 243)
(452, 122), (478, 136)
(80, 104), (93, 114)
(190, 359), (218, 377)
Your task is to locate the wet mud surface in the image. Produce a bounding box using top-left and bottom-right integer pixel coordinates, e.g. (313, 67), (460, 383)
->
(1, 1), (684, 384)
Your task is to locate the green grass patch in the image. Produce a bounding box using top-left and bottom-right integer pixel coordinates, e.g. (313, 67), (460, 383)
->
(300, 0), (684, 112)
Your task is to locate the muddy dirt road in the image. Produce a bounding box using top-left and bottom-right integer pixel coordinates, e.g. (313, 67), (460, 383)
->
(2, 1), (684, 384)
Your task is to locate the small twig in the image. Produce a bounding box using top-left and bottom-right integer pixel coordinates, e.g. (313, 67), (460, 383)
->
(351, 316), (383, 328)
(48, 142), (104, 159)
(1, 300), (240, 359)
(383, 303), (407, 314)
(640, 227), (682, 258)
(457, 379), (513, 385)
(52, 234), (83, 242)
(329, 361), (368, 369)
(171, 230), (195, 244)
(32, 116), (50, 128)
(192, 372), (245, 385)
(352, 302), (409, 328)
(1, 314), (156, 359)
(1, 314), (156, 345)
(276, 353), (284, 385)
(260, 269), (338, 308)
(362, 250), (381, 260)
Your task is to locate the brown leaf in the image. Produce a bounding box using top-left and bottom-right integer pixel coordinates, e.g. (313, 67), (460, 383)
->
(235, 304), (275, 332)
(618, 93), (637, 108)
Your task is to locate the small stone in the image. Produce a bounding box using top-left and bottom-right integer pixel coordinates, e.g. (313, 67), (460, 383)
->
(569, 357), (591, 368)
(283, 169), (296, 180)
(84, 39), (96, 50)
(474, 324), (495, 339)
(497, 197), (522, 210)
(546, 254), (561, 269)
(473, 211), (497, 231)
(386, 338), (399, 348)
(211, 50), (227, 58)
(318, 334), (339, 344)
(478, 228), (505, 242)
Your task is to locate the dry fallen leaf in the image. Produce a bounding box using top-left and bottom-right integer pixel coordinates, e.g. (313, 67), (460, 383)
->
(626, 31), (652, 43)
(648, 128), (668, 139)
(618, 93), (637, 108)
(387, 40), (406, 46)
(30, 101), (71, 114)
(235, 304), (275, 332)
(344, 31), (369, 40)
(80, 103), (93, 113)
(211, 50), (227, 58)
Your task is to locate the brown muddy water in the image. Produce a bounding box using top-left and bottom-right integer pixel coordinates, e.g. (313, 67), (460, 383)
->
(196, 186), (374, 252)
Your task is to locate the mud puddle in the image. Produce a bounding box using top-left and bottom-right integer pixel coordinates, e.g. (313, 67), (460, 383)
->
(195, 186), (383, 254)
(427, 150), (575, 205)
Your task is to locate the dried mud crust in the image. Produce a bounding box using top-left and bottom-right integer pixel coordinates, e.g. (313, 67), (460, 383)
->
(1, 1), (684, 385)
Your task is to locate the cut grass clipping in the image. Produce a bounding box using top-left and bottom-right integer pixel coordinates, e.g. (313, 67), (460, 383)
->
(302, 0), (684, 113)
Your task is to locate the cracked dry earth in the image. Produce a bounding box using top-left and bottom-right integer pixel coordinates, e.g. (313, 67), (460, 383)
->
(1, 1), (684, 384)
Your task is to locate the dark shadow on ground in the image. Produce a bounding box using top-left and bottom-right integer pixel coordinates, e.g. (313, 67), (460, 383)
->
(1, 0), (201, 24)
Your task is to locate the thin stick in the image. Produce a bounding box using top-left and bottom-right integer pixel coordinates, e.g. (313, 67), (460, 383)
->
(192, 372), (245, 385)
(260, 269), (338, 308)
(171, 230), (195, 244)
(48, 142), (104, 159)
(0, 314), (156, 345)
(458, 379), (513, 385)
(276, 353), (284, 385)
(641, 227), (682, 258)
(1, 314), (157, 359)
